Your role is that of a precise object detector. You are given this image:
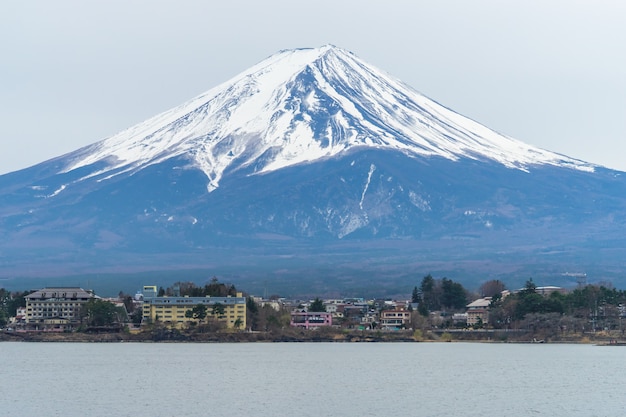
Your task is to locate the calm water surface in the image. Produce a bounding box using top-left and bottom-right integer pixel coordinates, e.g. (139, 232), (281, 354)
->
(1, 342), (624, 416)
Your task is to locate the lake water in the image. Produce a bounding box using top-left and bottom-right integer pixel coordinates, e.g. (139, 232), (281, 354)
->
(0, 342), (624, 416)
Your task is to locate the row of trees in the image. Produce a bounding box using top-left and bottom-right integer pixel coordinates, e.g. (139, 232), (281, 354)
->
(411, 275), (469, 316)
(489, 279), (626, 333)
(157, 278), (238, 298)
(409, 275), (626, 337)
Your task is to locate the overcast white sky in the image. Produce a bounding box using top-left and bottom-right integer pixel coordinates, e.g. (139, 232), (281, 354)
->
(1, 0), (625, 174)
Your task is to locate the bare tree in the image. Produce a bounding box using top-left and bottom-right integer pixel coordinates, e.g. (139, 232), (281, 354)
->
(479, 280), (506, 297)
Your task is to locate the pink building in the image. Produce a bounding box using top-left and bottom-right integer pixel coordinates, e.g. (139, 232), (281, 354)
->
(290, 311), (333, 329)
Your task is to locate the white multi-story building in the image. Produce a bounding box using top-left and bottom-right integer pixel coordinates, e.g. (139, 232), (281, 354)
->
(380, 309), (411, 330)
(25, 287), (96, 329)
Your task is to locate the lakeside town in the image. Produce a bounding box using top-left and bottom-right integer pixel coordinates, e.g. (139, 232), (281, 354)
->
(2, 276), (626, 344)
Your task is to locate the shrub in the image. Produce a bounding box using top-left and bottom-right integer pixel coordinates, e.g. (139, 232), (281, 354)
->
(413, 329), (423, 341)
(440, 332), (452, 342)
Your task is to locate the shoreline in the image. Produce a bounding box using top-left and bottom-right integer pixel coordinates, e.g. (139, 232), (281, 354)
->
(3, 328), (624, 344)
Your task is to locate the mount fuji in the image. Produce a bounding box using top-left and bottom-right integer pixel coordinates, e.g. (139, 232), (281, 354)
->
(2, 45), (626, 295)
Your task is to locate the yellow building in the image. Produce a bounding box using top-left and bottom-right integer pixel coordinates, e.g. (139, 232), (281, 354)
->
(141, 286), (246, 329)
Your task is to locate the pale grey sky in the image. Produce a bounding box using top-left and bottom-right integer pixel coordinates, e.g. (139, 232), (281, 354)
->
(1, 0), (625, 174)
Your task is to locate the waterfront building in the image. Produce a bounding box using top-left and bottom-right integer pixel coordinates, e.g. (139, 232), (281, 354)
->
(25, 287), (96, 330)
(290, 310), (333, 329)
(466, 297), (492, 326)
(141, 286), (246, 329)
(12, 306), (27, 325)
(379, 309), (411, 330)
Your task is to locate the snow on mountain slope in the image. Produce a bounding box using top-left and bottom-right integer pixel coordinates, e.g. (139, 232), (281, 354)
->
(63, 45), (594, 192)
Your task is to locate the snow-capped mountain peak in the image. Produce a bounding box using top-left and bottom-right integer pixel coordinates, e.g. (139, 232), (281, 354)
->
(6, 46), (626, 291)
(63, 45), (594, 192)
